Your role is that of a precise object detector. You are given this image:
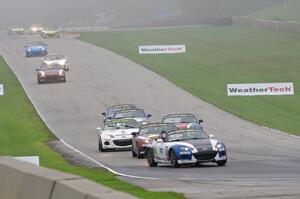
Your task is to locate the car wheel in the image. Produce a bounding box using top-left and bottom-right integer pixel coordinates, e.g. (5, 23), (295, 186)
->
(37, 78), (41, 84)
(98, 138), (106, 152)
(216, 159), (227, 166)
(131, 149), (137, 157)
(147, 149), (157, 167)
(169, 150), (179, 168)
(62, 77), (66, 82)
(26, 54), (29, 57)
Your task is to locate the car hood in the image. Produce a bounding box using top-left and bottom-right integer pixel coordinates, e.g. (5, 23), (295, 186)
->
(102, 128), (138, 136)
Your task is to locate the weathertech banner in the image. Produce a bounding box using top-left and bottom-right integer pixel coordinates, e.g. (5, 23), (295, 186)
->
(0, 84), (3, 96)
(139, 45), (186, 54)
(227, 83), (294, 96)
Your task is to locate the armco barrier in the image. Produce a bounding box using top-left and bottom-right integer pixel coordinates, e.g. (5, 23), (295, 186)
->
(0, 157), (137, 199)
(232, 16), (300, 33)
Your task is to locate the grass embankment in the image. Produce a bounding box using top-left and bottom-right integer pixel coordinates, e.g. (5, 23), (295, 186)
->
(0, 56), (184, 199)
(79, 26), (300, 135)
(250, 0), (300, 21)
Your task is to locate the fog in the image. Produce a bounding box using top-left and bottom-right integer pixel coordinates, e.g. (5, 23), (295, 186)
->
(0, 0), (282, 29)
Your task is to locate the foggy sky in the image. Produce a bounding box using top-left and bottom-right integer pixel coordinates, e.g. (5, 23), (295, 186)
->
(0, 0), (282, 29)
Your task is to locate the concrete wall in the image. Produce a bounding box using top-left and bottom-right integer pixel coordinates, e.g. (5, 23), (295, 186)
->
(232, 16), (300, 33)
(0, 156), (137, 199)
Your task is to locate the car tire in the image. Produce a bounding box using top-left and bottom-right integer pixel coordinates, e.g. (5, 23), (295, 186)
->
(98, 138), (106, 152)
(169, 150), (179, 168)
(37, 78), (41, 84)
(147, 149), (157, 167)
(216, 159), (227, 166)
(131, 149), (137, 157)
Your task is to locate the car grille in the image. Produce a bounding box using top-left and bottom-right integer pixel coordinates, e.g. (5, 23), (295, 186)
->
(113, 139), (132, 146)
(46, 76), (59, 81)
(193, 151), (217, 161)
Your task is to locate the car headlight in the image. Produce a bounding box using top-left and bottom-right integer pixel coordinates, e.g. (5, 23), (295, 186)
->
(180, 146), (193, 151)
(40, 71), (46, 77)
(216, 143), (226, 151)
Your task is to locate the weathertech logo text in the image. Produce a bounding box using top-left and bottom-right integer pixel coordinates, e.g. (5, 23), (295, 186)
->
(227, 83), (294, 96)
(139, 45), (186, 54)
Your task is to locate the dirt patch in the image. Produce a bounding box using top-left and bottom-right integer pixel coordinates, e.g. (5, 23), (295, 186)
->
(48, 140), (100, 168)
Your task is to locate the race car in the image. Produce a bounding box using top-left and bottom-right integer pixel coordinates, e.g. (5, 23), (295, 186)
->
(42, 55), (69, 71)
(112, 109), (152, 126)
(7, 27), (25, 35)
(102, 104), (137, 123)
(29, 24), (44, 34)
(162, 113), (203, 130)
(146, 129), (227, 168)
(131, 123), (177, 158)
(25, 41), (48, 57)
(36, 64), (66, 84)
(41, 28), (60, 38)
(96, 119), (140, 152)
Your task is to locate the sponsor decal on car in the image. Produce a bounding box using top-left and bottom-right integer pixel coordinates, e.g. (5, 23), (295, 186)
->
(139, 45), (186, 54)
(227, 82), (294, 96)
(0, 84), (3, 96)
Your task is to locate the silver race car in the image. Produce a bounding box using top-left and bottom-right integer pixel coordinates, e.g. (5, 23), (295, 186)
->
(42, 55), (69, 71)
(112, 109), (152, 126)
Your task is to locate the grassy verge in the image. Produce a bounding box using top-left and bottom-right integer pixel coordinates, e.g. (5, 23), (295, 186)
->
(250, 0), (300, 21)
(79, 26), (300, 135)
(0, 56), (184, 199)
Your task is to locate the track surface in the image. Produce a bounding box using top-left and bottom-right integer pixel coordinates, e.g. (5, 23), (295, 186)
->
(1, 33), (300, 198)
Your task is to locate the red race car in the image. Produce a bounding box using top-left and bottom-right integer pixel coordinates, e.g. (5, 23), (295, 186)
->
(131, 123), (177, 158)
(36, 64), (66, 84)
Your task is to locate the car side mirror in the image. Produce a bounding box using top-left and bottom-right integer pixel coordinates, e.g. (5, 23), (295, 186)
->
(101, 112), (106, 116)
(107, 117), (112, 120)
(209, 134), (214, 139)
(156, 138), (163, 143)
(199, 119), (203, 124)
(131, 132), (139, 136)
(147, 114), (152, 118)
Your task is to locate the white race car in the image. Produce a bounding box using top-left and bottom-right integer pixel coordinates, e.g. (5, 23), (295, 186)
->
(42, 55), (69, 71)
(146, 129), (227, 168)
(97, 119), (140, 152)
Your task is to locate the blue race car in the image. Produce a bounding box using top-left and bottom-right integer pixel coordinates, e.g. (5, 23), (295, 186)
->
(146, 129), (227, 168)
(25, 41), (48, 57)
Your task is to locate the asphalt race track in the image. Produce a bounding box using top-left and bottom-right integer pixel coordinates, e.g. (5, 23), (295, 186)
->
(1, 33), (300, 198)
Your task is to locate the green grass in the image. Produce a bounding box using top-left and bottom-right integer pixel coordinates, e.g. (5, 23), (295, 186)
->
(250, 0), (300, 21)
(79, 26), (300, 136)
(0, 56), (184, 199)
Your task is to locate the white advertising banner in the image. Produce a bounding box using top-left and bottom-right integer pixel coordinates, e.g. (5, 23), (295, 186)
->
(14, 156), (40, 166)
(0, 84), (3, 96)
(227, 83), (294, 96)
(139, 45), (186, 54)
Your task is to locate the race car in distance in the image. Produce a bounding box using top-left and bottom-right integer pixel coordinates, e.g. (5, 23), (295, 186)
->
(162, 113), (203, 130)
(36, 64), (66, 84)
(41, 28), (60, 38)
(25, 41), (48, 57)
(146, 129), (227, 168)
(7, 27), (25, 35)
(42, 55), (69, 71)
(96, 119), (140, 152)
(112, 109), (152, 126)
(131, 123), (177, 158)
(29, 24), (44, 34)
(102, 104), (137, 123)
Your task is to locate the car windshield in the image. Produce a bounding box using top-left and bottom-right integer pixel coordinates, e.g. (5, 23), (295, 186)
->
(140, 124), (177, 136)
(168, 130), (209, 142)
(114, 109), (146, 119)
(107, 104), (136, 113)
(28, 41), (45, 47)
(163, 115), (197, 123)
(104, 120), (139, 130)
(45, 55), (64, 60)
(41, 65), (62, 71)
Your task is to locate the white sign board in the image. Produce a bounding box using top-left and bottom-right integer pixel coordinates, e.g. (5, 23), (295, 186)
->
(139, 45), (186, 54)
(0, 84), (3, 96)
(227, 83), (294, 96)
(14, 156), (40, 166)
